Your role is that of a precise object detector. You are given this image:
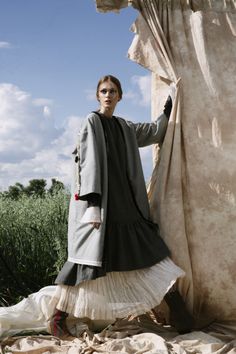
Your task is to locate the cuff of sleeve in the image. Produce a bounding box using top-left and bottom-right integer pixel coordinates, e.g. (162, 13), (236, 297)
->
(80, 206), (101, 223)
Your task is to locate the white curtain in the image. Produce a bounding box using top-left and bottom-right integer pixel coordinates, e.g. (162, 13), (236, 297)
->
(1, 1), (236, 351)
(97, 0), (236, 326)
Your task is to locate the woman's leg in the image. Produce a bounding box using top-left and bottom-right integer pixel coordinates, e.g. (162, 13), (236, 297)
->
(48, 309), (70, 337)
(164, 289), (194, 334)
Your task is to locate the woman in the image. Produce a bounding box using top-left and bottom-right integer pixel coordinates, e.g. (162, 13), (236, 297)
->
(49, 75), (193, 336)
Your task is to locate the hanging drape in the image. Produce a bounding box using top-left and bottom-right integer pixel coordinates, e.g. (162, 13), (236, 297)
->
(96, 0), (236, 326)
(1, 1), (236, 351)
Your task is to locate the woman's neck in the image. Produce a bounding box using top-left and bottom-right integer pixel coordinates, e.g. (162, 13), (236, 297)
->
(99, 107), (114, 118)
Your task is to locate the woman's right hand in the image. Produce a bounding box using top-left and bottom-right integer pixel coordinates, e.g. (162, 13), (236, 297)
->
(91, 222), (101, 229)
(80, 207), (101, 226)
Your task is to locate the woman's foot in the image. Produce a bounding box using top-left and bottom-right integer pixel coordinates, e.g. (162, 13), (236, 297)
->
(48, 309), (71, 338)
(164, 290), (194, 334)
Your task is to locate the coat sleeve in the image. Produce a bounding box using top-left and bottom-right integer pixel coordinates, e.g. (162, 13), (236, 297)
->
(78, 118), (102, 198)
(80, 193), (101, 207)
(132, 113), (169, 147)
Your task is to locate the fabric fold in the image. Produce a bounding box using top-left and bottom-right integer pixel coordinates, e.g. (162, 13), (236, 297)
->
(96, 0), (236, 325)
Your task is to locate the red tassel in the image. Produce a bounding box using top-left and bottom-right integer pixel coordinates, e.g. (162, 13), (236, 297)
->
(74, 193), (79, 200)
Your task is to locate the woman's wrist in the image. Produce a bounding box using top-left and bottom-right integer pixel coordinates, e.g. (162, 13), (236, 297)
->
(80, 206), (101, 223)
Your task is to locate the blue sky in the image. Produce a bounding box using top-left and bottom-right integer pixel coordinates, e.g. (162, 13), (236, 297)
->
(0, 0), (152, 190)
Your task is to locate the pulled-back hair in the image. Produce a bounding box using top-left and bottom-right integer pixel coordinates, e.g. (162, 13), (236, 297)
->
(96, 75), (123, 100)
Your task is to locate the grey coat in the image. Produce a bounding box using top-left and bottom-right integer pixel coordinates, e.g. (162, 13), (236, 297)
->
(67, 112), (168, 266)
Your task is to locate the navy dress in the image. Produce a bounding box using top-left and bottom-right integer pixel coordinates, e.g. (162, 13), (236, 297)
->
(55, 113), (170, 285)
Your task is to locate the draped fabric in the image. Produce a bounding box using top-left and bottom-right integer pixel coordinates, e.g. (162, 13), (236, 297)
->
(1, 3), (236, 351)
(1, 286), (236, 351)
(96, 0), (236, 327)
(96, 0), (130, 12)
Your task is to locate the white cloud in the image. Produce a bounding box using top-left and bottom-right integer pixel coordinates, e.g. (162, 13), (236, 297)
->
(0, 143), (72, 190)
(0, 84), (60, 163)
(33, 98), (54, 118)
(0, 83), (84, 190)
(123, 89), (138, 101)
(43, 106), (51, 117)
(0, 81), (153, 191)
(52, 115), (84, 156)
(85, 88), (96, 101)
(0, 41), (11, 49)
(131, 75), (151, 106)
(122, 75), (151, 107)
(33, 98), (53, 106)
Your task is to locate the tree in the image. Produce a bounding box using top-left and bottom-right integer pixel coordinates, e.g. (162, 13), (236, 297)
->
(24, 179), (47, 198)
(5, 182), (25, 200)
(2, 178), (65, 199)
(48, 178), (65, 195)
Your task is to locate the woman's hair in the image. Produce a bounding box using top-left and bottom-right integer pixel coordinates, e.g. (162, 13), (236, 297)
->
(96, 75), (123, 100)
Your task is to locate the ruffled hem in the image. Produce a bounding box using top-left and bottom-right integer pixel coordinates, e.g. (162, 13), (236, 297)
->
(103, 218), (170, 271)
(50, 257), (185, 321)
(55, 218), (170, 286)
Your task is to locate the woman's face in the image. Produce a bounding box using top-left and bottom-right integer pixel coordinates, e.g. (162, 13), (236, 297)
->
(97, 80), (120, 116)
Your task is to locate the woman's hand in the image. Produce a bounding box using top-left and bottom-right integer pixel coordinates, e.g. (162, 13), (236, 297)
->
(176, 77), (181, 87)
(80, 207), (101, 226)
(90, 222), (101, 229)
(169, 77), (181, 101)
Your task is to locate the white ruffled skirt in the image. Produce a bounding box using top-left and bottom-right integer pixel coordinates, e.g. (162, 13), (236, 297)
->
(50, 257), (185, 321)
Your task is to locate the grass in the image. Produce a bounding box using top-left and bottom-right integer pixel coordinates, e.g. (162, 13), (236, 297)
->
(0, 191), (69, 306)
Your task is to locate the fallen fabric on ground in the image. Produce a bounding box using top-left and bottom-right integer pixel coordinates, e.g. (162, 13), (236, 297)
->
(0, 286), (236, 353)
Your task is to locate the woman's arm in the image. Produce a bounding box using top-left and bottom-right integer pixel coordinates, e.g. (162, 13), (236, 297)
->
(133, 98), (170, 147)
(79, 193), (101, 207)
(79, 193), (101, 229)
(74, 116), (103, 229)
(133, 80), (179, 147)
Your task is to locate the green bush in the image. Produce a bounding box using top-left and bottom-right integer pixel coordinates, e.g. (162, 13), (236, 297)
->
(0, 191), (70, 306)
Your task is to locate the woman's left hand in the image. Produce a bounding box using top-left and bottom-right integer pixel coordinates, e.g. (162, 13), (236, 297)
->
(169, 77), (181, 101)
